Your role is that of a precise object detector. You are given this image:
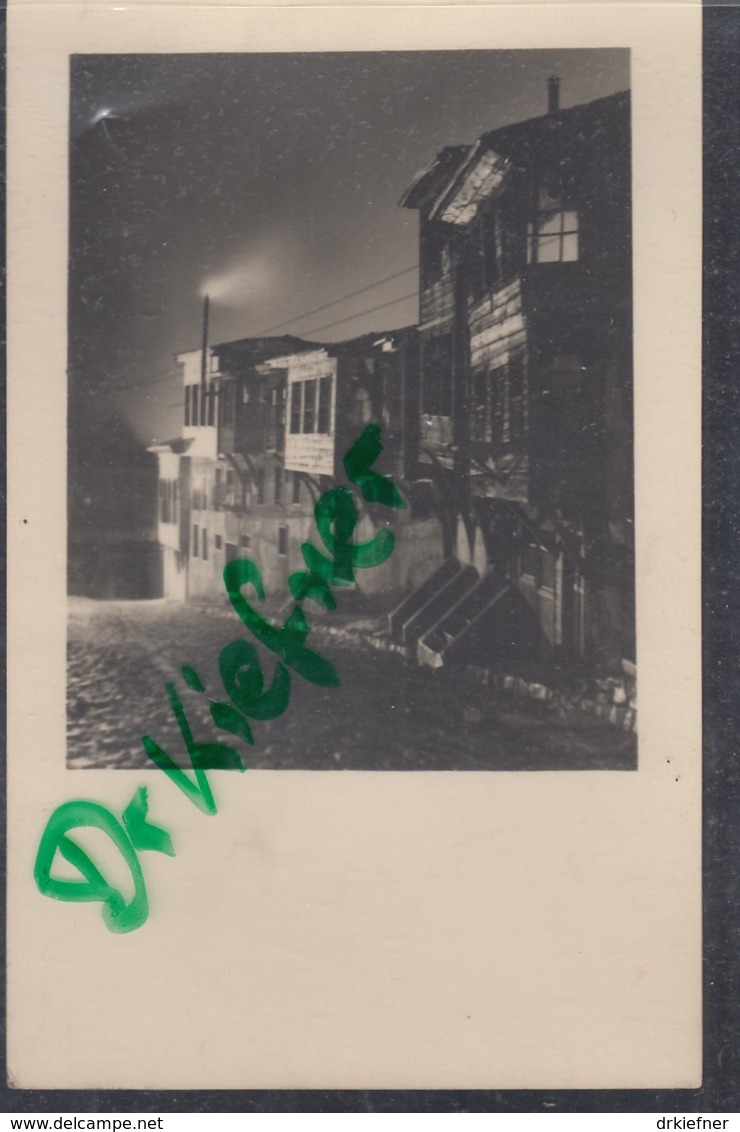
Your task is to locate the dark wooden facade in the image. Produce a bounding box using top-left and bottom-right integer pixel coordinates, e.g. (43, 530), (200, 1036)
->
(401, 90), (634, 669)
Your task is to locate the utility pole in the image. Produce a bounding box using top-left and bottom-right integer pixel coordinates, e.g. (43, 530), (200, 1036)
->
(200, 293), (210, 425)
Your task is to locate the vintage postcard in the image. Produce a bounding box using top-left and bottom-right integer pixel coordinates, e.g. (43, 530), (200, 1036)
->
(7, 0), (702, 1090)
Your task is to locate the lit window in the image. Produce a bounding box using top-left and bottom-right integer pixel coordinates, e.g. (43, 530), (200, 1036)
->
(527, 190), (578, 264)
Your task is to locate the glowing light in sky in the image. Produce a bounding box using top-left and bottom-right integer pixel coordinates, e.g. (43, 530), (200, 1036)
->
(199, 242), (283, 308)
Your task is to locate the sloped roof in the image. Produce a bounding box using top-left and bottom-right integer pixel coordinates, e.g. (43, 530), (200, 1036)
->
(213, 334), (318, 361)
(398, 146), (471, 211)
(401, 90), (630, 221)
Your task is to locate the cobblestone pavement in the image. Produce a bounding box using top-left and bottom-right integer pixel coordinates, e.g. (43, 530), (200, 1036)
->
(68, 597), (637, 771)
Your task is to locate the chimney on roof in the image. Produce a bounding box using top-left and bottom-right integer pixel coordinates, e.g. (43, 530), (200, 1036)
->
(547, 75), (561, 114)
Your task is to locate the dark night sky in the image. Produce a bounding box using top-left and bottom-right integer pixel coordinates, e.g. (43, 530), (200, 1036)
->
(69, 50), (629, 445)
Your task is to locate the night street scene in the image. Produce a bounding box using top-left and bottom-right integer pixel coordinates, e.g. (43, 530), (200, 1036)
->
(68, 50), (636, 771)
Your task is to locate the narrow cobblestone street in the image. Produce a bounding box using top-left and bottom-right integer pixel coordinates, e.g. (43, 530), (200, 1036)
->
(68, 597), (637, 772)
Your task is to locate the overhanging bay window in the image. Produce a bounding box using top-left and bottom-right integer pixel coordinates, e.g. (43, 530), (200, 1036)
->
(527, 188), (579, 264)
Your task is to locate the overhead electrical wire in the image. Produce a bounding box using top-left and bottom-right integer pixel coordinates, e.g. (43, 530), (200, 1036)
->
(293, 290), (418, 339)
(118, 263), (420, 392)
(251, 263), (419, 337)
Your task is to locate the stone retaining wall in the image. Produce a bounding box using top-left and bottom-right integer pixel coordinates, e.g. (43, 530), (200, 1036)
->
(314, 621), (638, 733)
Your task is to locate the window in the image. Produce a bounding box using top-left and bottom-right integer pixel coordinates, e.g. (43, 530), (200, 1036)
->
(278, 526), (288, 557)
(422, 334), (453, 416)
(290, 378), (332, 433)
(220, 382), (235, 429)
(202, 530), (209, 560)
(527, 189), (578, 264)
(470, 362), (527, 449)
(318, 377), (332, 434)
(207, 381), (215, 426)
(159, 481), (168, 523)
(291, 473), (301, 505)
(191, 385), (199, 428)
(498, 188), (525, 280)
(303, 379), (317, 433)
(539, 550), (555, 591)
(255, 468), (265, 505)
(469, 206), (498, 299)
(274, 466), (283, 505)
(192, 525), (199, 557)
(192, 479), (207, 511)
(215, 534), (223, 550)
(240, 534), (251, 549)
(471, 371), (493, 444)
(184, 385), (191, 427)
(521, 543), (538, 580)
(509, 356), (527, 443)
(290, 382), (303, 434)
(172, 482), (178, 524)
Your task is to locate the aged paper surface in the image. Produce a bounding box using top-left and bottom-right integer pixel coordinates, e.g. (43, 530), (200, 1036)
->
(7, 0), (701, 1089)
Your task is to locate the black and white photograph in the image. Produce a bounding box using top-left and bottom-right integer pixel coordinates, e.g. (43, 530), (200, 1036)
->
(67, 50), (635, 773)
